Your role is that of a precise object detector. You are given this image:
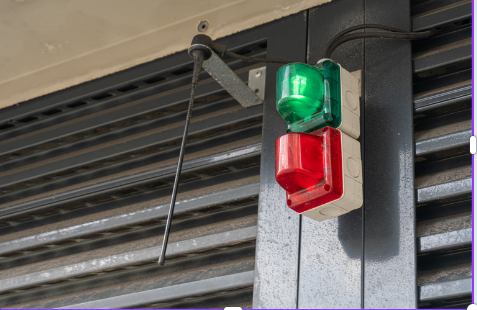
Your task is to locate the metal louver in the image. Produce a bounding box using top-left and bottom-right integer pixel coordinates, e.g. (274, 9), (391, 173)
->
(412, 0), (472, 308)
(0, 33), (271, 309)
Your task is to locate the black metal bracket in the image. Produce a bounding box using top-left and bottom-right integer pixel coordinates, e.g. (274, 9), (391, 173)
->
(189, 35), (264, 108)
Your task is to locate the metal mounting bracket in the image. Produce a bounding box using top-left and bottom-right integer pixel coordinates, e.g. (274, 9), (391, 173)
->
(248, 66), (266, 101)
(201, 48), (265, 108)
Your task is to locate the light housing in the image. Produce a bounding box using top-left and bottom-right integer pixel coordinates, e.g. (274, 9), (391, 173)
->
(276, 59), (361, 138)
(275, 126), (362, 221)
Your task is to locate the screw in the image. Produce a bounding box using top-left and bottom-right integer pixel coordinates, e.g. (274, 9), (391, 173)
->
(255, 70), (262, 77)
(198, 20), (209, 32)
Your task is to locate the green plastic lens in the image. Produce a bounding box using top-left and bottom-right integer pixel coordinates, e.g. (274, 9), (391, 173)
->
(276, 60), (341, 133)
(277, 64), (324, 123)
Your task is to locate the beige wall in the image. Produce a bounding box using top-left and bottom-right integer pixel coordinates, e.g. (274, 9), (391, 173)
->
(0, 0), (331, 110)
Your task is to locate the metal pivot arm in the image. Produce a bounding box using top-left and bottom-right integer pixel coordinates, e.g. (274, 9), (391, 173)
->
(158, 35), (263, 265)
(190, 35), (264, 108)
(202, 52), (264, 107)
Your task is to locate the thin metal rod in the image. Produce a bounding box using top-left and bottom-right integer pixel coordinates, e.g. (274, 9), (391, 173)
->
(158, 50), (205, 265)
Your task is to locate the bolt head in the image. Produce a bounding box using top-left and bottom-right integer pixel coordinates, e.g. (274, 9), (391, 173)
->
(198, 20), (209, 32)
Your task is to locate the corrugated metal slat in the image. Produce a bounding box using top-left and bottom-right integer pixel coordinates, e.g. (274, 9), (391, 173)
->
(412, 0), (472, 307)
(0, 29), (275, 309)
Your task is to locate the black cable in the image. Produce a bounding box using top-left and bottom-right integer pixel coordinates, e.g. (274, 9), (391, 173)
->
(322, 28), (440, 58)
(158, 49), (205, 265)
(321, 24), (411, 59)
(216, 25), (441, 63)
(327, 24), (411, 40)
(223, 49), (293, 64)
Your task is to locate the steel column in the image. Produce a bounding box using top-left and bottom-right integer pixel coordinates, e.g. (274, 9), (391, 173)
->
(299, 1), (364, 308)
(363, 0), (417, 308)
(253, 12), (307, 309)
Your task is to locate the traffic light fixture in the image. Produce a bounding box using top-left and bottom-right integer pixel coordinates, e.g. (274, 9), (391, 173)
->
(275, 59), (363, 221)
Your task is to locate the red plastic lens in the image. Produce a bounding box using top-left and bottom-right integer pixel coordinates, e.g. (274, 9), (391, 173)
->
(275, 127), (343, 213)
(275, 133), (324, 194)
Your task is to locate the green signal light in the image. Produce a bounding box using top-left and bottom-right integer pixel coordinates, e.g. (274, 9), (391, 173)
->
(276, 60), (342, 133)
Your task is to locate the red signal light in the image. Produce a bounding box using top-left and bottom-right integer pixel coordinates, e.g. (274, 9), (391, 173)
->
(275, 126), (362, 221)
(275, 133), (325, 194)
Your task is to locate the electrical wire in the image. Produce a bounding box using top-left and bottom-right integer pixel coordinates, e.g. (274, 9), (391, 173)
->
(322, 28), (440, 58)
(321, 23), (413, 59)
(220, 24), (441, 63)
(328, 23), (411, 38)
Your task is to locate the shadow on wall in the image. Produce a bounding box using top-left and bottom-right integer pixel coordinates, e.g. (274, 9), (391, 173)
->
(338, 202), (400, 260)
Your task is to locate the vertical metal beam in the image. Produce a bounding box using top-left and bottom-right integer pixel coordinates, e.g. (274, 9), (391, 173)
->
(253, 12), (308, 309)
(299, 1), (364, 308)
(363, 0), (417, 308)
